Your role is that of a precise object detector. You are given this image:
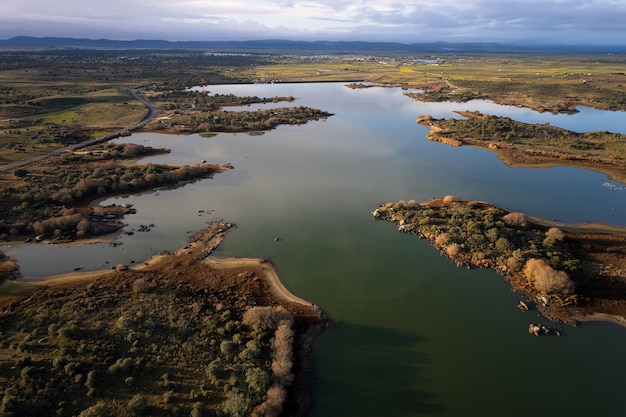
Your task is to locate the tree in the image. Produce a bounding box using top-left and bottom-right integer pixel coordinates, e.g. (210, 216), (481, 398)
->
(245, 367), (270, 395)
(77, 402), (110, 417)
(523, 258), (575, 295)
(127, 394), (147, 416)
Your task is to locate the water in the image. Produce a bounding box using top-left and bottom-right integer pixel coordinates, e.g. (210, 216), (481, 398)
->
(6, 83), (626, 416)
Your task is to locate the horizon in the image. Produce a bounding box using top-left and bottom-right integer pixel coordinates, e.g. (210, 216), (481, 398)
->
(2, 0), (626, 47)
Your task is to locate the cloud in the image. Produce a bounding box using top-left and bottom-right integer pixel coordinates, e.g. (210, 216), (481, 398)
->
(1, 0), (625, 44)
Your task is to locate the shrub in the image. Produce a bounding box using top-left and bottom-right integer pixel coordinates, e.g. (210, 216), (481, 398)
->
(544, 227), (565, 247)
(445, 243), (460, 257)
(502, 212), (528, 227)
(85, 370), (97, 389)
(133, 279), (149, 294)
(245, 367), (270, 394)
(523, 258), (575, 295)
(242, 306), (293, 332)
(442, 195), (455, 203)
(434, 233), (450, 246)
(545, 227), (565, 241)
(127, 394), (147, 416)
(505, 256), (522, 272)
(77, 402), (110, 417)
(222, 393), (250, 417)
(271, 321), (294, 386)
(190, 402), (203, 417)
(251, 384), (286, 417)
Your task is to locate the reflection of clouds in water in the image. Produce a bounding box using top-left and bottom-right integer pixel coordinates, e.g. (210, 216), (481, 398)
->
(10, 82), (626, 280)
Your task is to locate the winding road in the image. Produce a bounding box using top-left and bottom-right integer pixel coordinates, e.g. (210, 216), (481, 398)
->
(0, 85), (157, 173)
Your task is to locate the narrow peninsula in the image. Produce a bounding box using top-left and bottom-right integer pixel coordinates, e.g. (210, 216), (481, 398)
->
(373, 197), (626, 327)
(417, 111), (626, 182)
(0, 222), (324, 416)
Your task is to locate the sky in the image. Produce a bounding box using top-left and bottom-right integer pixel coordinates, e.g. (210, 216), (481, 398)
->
(1, 0), (626, 45)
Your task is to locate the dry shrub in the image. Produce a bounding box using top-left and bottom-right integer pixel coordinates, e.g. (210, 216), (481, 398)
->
(545, 227), (565, 241)
(271, 321), (294, 385)
(242, 306), (293, 331)
(502, 212), (528, 227)
(434, 233), (450, 246)
(77, 402), (110, 417)
(505, 256), (522, 272)
(133, 279), (149, 293)
(445, 243), (460, 257)
(523, 258), (575, 295)
(251, 384), (286, 417)
(442, 195), (455, 203)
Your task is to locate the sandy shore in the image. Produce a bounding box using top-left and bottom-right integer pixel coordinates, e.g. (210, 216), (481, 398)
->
(7, 235), (314, 307)
(571, 313), (626, 329)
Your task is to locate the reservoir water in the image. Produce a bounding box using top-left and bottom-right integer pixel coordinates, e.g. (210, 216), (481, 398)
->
(6, 83), (626, 416)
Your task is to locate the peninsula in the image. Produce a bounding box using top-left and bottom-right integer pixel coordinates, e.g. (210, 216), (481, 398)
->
(373, 197), (626, 326)
(0, 222), (324, 416)
(417, 111), (626, 183)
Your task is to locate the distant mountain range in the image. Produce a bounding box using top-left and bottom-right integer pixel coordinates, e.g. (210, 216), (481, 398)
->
(1, 36), (624, 53)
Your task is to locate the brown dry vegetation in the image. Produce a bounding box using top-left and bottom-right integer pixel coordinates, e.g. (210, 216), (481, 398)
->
(373, 197), (626, 325)
(0, 142), (229, 246)
(0, 223), (323, 417)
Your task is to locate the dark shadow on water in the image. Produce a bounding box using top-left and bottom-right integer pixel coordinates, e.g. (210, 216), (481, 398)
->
(311, 322), (443, 417)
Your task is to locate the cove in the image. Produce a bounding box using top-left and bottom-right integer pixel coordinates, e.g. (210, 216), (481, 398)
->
(6, 83), (626, 417)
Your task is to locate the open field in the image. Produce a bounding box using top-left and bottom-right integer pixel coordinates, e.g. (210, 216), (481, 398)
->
(2, 49), (626, 165)
(237, 54), (626, 113)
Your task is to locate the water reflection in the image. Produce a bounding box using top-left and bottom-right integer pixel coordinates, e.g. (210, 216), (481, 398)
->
(4, 82), (626, 417)
(312, 322), (443, 417)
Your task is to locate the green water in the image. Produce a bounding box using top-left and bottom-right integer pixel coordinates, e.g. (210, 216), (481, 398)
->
(7, 83), (626, 416)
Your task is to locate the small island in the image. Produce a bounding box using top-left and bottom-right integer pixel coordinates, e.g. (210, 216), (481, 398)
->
(141, 89), (333, 135)
(0, 222), (324, 416)
(417, 111), (626, 182)
(373, 196), (626, 326)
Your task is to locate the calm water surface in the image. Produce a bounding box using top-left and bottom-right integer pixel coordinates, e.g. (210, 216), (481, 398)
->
(6, 83), (626, 416)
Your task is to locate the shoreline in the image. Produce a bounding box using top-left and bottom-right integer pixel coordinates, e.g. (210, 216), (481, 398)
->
(374, 197), (626, 329)
(14, 227), (315, 312)
(417, 114), (626, 186)
(0, 222), (325, 417)
(571, 313), (626, 329)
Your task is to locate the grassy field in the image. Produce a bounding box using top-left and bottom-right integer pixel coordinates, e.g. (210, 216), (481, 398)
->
(2, 50), (626, 165)
(237, 54), (626, 112)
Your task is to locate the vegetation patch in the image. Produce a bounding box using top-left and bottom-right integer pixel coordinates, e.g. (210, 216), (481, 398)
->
(142, 89), (332, 134)
(373, 197), (626, 324)
(417, 111), (626, 182)
(0, 222), (323, 417)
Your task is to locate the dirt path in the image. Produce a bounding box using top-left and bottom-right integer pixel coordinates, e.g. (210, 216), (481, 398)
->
(203, 257), (314, 308)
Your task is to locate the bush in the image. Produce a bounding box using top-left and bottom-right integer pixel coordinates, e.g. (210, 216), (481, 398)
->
(434, 233), (450, 246)
(271, 321), (294, 386)
(545, 227), (565, 241)
(127, 394), (147, 416)
(222, 393), (250, 417)
(77, 402), (110, 417)
(133, 279), (149, 294)
(251, 384), (286, 417)
(242, 306), (293, 332)
(502, 212), (528, 227)
(523, 258), (575, 295)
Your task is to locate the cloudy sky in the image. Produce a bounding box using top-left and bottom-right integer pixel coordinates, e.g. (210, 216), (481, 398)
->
(1, 0), (625, 45)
